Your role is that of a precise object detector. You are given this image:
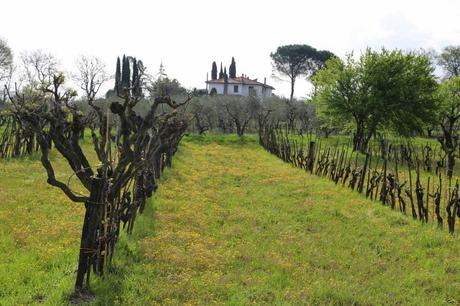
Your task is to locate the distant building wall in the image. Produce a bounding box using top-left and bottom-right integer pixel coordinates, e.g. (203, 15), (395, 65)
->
(207, 82), (272, 97)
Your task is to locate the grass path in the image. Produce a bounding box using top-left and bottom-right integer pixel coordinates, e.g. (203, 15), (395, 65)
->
(105, 137), (460, 305)
(1, 136), (460, 304)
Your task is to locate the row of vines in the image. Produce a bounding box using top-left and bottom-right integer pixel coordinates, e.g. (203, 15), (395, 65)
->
(1, 53), (189, 300)
(259, 127), (460, 234)
(0, 113), (40, 158)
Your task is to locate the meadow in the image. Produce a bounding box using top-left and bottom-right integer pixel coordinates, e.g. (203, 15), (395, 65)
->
(1, 134), (460, 304)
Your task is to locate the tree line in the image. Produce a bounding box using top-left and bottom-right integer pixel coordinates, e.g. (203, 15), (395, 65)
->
(211, 57), (236, 80)
(312, 46), (460, 178)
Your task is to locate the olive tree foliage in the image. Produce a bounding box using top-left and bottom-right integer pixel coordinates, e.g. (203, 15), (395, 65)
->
(0, 38), (13, 83)
(313, 48), (439, 152)
(185, 95), (319, 136)
(281, 98), (319, 132)
(436, 77), (460, 178)
(270, 44), (335, 102)
(219, 95), (261, 136)
(260, 97), (290, 128)
(438, 46), (460, 78)
(188, 96), (216, 134)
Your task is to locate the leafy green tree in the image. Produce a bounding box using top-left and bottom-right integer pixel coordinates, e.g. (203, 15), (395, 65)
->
(229, 57), (236, 78)
(316, 50), (335, 69)
(436, 77), (460, 178)
(270, 44), (334, 101)
(314, 49), (438, 152)
(438, 46), (460, 78)
(211, 61), (218, 80)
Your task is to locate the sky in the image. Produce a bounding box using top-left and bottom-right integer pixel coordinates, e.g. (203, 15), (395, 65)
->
(1, 0), (460, 98)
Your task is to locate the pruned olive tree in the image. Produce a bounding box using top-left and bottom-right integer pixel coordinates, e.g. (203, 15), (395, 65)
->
(0, 50), (53, 158)
(5, 53), (189, 299)
(188, 97), (216, 134)
(219, 95), (260, 136)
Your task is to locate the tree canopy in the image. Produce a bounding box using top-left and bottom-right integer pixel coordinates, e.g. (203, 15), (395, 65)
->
(151, 76), (187, 97)
(313, 48), (439, 151)
(438, 46), (460, 78)
(438, 76), (460, 118)
(436, 76), (460, 177)
(270, 44), (334, 101)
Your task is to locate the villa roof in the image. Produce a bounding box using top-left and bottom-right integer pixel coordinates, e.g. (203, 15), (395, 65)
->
(206, 76), (275, 90)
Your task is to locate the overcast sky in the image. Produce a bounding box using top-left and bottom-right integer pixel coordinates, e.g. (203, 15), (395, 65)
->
(1, 0), (459, 98)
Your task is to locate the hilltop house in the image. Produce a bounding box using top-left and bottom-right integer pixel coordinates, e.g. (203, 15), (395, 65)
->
(206, 74), (274, 98)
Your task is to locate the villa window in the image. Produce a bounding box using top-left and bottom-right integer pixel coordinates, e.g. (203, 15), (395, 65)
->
(234, 85), (239, 93)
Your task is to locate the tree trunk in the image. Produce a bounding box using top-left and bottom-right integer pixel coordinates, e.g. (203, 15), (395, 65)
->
(426, 127), (433, 138)
(324, 128), (334, 138)
(153, 151), (162, 179)
(353, 124), (365, 152)
(439, 118), (457, 179)
(290, 78), (295, 102)
(306, 141), (315, 173)
(235, 120), (244, 136)
(447, 153), (455, 179)
(74, 177), (105, 294)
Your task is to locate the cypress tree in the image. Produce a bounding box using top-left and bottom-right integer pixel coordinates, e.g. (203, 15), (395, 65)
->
(211, 61), (218, 80)
(121, 55), (131, 91)
(115, 57), (121, 94)
(224, 66), (228, 79)
(219, 62), (224, 79)
(229, 57), (236, 78)
(137, 60), (144, 96)
(132, 58), (139, 96)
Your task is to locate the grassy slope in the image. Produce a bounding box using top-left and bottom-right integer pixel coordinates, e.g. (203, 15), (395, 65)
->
(0, 152), (85, 304)
(1, 134), (460, 305)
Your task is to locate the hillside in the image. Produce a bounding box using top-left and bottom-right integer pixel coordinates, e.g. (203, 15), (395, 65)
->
(1, 135), (460, 305)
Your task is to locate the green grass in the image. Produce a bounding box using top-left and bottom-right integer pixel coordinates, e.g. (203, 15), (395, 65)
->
(285, 133), (460, 222)
(1, 134), (460, 304)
